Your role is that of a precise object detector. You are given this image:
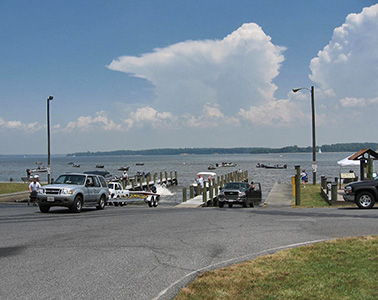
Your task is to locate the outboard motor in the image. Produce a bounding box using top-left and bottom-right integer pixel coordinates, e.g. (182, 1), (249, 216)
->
(150, 185), (157, 193)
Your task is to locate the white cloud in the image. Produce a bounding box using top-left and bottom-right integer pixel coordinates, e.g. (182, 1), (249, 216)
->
(310, 4), (378, 103)
(63, 112), (123, 132)
(0, 117), (42, 132)
(108, 23), (286, 118)
(239, 99), (301, 126)
(339, 97), (366, 108)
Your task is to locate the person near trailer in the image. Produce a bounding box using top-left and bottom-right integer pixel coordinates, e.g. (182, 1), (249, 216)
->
(121, 170), (129, 188)
(28, 175), (41, 206)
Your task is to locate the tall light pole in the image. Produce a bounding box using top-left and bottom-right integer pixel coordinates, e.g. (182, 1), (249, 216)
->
(47, 95), (53, 184)
(292, 86), (317, 185)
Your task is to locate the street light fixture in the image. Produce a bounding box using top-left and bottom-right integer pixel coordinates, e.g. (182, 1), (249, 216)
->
(292, 86), (317, 185)
(47, 95), (53, 184)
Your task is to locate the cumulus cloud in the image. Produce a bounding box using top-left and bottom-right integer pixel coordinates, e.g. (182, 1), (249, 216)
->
(108, 23), (286, 119)
(310, 4), (378, 103)
(0, 117), (42, 132)
(239, 99), (302, 126)
(63, 112), (123, 132)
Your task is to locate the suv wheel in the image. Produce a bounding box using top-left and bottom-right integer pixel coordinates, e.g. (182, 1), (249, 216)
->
(356, 192), (375, 209)
(39, 205), (50, 213)
(96, 195), (106, 210)
(70, 195), (83, 213)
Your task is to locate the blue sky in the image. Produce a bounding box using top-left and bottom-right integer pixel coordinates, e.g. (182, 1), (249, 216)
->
(1, 0), (377, 154)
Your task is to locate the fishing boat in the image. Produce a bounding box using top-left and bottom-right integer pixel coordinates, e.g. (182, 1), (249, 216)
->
(256, 163), (287, 169)
(30, 162), (48, 173)
(219, 162), (237, 167)
(72, 163), (80, 168)
(136, 163), (144, 166)
(208, 164), (217, 170)
(118, 166), (130, 171)
(95, 164), (104, 168)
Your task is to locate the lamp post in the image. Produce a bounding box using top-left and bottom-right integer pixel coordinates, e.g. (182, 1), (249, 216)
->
(292, 86), (316, 185)
(47, 95), (53, 184)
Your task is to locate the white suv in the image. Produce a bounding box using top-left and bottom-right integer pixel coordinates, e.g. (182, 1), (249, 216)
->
(37, 173), (109, 213)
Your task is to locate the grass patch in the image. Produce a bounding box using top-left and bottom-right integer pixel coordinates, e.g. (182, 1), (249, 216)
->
(295, 184), (329, 207)
(175, 236), (378, 300)
(0, 182), (29, 194)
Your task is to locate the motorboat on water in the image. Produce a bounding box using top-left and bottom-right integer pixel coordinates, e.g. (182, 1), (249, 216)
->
(256, 163), (287, 169)
(72, 163), (80, 168)
(95, 164), (104, 168)
(118, 166), (130, 171)
(217, 162), (237, 167)
(208, 164), (217, 170)
(136, 163), (144, 166)
(30, 162), (48, 173)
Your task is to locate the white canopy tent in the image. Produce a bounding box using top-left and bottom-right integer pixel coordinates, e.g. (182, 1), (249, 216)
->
(337, 156), (360, 167)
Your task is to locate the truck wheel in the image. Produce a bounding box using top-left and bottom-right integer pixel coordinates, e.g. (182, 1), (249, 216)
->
(228, 203), (233, 208)
(356, 192), (375, 209)
(70, 195), (83, 213)
(96, 195), (106, 210)
(39, 205), (50, 213)
(242, 200), (247, 208)
(218, 202), (224, 208)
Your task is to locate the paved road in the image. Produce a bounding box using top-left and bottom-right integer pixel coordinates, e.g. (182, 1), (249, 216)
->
(0, 204), (377, 300)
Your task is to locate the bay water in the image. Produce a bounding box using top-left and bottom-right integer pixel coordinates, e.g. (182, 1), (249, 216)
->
(0, 152), (369, 204)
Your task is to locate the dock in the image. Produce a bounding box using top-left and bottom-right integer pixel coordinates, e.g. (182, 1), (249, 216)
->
(118, 171), (178, 191)
(176, 170), (248, 208)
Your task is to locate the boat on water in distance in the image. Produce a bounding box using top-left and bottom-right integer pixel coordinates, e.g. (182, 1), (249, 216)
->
(30, 162), (48, 173)
(96, 164), (104, 168)
(118, 166), (130, 171)
(256, 163), (287, 169)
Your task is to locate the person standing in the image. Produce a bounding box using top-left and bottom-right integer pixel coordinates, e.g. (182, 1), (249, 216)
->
(121, 170), (129, 188)
(28, 175), (41, 206)
(301, 169), (308, 187)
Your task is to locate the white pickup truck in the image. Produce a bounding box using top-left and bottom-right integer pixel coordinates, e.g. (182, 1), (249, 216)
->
(107, 182), (160, 207)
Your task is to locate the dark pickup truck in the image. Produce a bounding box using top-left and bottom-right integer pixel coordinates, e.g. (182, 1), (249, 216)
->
(343, 176), (378, 209)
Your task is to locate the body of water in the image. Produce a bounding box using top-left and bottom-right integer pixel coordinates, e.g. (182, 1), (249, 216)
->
(0, 152), (371, 204)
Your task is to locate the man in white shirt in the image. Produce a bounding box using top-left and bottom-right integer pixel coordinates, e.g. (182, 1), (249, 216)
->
(28, 176), (41, 206)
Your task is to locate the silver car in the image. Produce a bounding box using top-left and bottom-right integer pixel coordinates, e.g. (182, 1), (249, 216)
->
(37, 173), (109, 213)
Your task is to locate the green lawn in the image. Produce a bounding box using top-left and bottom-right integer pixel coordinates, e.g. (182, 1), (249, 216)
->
(175, 236), (378, 300)
(294, 184), (329, 207)
(0, 182), (29, 194)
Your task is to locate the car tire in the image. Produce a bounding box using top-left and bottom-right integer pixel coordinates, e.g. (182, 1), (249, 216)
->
(39, 205), (50, 213)
(96, 195), (106, 210)
(356, 192), (375, 209)
(228, 203), (233, 208)
(249, 201), (254, 208)
(242, 200), (247, 208)
(218, 202), (224, 208)
(70, 195), (83, 213)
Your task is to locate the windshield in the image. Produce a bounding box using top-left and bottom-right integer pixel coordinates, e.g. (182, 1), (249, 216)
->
(54, 175), (86, 185)
(224, 182), (248, 190)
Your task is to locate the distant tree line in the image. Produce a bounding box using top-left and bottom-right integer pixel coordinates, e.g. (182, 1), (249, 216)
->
(66, 142), (378, 157)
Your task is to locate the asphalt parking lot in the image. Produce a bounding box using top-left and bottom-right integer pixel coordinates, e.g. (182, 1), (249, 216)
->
(0, 204), (377, 300)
